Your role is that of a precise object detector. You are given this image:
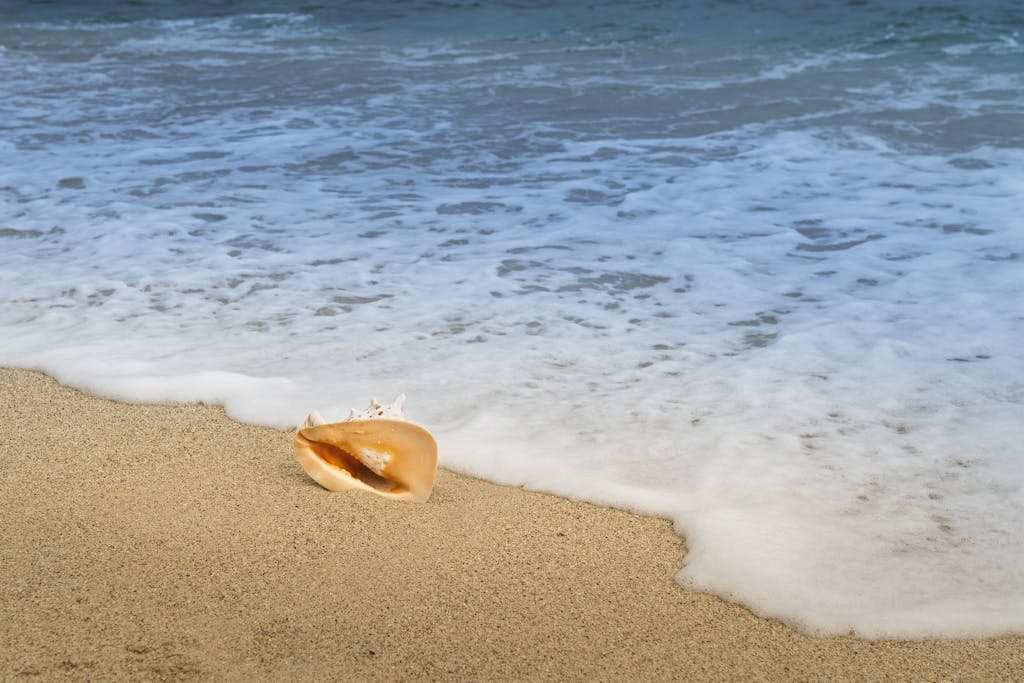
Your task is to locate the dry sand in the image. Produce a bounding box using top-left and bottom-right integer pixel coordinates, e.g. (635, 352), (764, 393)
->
(1, 367), (1022, 682)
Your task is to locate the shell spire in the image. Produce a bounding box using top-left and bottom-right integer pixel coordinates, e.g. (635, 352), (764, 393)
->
(294, 395), (437, 502)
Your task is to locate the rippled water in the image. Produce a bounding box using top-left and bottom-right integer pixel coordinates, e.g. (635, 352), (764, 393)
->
(1, 0), (1022, 637)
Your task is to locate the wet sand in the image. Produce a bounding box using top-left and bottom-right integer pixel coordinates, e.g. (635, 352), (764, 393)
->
(1, 367), (1021, 681)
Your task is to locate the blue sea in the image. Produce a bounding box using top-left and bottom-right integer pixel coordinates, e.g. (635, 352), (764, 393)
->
(1, 0), (1022, 638)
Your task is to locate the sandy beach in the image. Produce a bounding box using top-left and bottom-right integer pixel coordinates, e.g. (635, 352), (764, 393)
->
(1, 367), (1021, 681)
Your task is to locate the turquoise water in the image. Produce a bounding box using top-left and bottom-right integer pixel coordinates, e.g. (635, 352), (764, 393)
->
(1, 1), (1022, 637)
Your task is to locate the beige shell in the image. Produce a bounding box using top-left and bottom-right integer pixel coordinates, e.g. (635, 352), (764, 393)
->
(294, 413), (438, 502)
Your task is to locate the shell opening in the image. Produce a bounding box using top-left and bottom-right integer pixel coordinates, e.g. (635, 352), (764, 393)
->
(312, 441), (402, 493)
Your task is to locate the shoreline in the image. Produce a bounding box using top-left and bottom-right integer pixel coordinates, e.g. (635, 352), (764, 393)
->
(2, 367), (1022, 681)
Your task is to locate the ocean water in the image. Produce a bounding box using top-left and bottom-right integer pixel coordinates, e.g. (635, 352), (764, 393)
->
(1, 0), (1022, 638)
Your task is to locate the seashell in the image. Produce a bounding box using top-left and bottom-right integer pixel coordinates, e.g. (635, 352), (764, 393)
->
(294, 395), (438, 502)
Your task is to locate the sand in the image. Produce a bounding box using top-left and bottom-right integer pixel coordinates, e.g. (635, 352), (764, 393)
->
(1, 367), (1021, 682)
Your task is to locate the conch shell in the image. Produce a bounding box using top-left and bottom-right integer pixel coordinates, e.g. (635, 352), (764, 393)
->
(294, 395), (438, 502)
